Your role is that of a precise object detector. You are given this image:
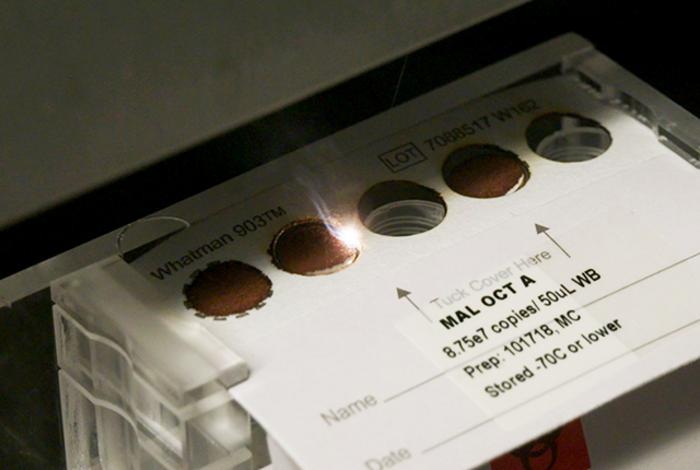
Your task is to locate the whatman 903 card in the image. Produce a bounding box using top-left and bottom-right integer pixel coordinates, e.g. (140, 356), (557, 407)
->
(52, 34), (700, 469)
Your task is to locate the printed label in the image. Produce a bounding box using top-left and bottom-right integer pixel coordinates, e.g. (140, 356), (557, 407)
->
(399, 265), (630, 427)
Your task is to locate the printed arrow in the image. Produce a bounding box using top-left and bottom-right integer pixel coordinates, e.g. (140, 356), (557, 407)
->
(396, 288), (432, 322)
(535, 223), (571, 258)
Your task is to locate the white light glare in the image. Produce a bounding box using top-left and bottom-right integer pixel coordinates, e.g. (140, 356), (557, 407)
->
(334, 225), (362, 249)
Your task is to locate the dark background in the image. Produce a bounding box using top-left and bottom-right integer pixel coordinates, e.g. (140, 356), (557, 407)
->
(2, 1), (699, 468)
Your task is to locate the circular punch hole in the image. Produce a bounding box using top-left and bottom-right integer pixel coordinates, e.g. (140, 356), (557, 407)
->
(526, 112), (612, 162)
(442, 144), (529, 198)
(183, 260), (272, 317)
(270, 218), (359, 276)
(358, 180), (447, 237)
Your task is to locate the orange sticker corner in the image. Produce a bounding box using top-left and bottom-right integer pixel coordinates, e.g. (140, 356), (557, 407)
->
(490, 419), (591, 470)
